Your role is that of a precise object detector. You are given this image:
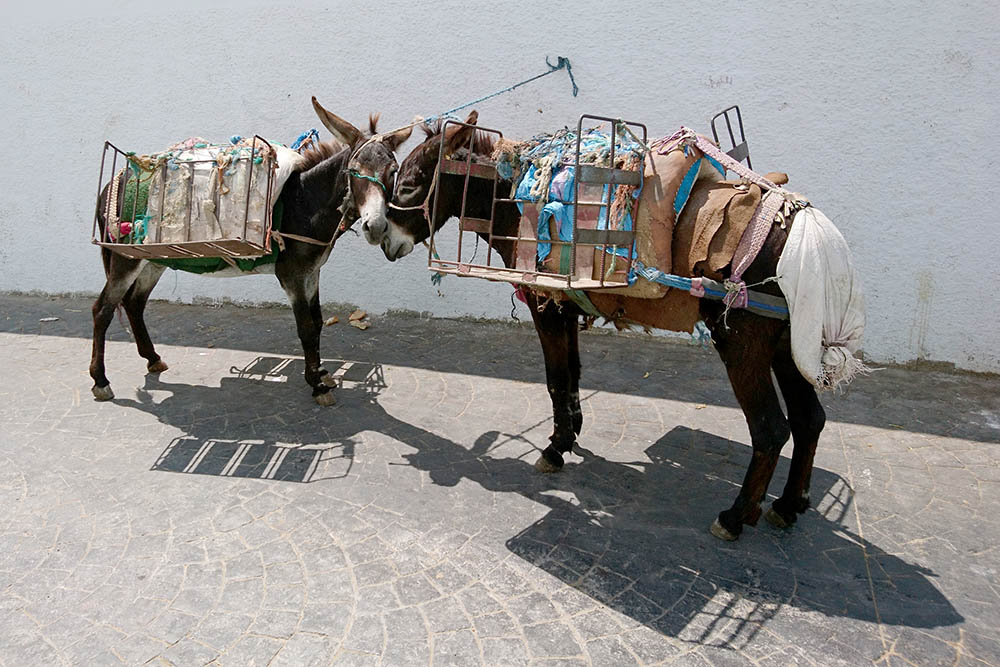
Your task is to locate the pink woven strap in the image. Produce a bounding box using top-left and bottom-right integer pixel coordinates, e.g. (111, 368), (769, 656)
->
(691, 132), (782, 192)
(722, 190), (784, 309)
(732, 189), (784, 282)
(653, 127), (786, 194)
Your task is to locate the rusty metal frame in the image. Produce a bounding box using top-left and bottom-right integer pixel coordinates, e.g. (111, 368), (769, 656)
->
(571, 114), (646, 288)
(92, 135), (276, 260)
(711, 105), (752, 169)
(427, 119), (505, 277)
(428, 115), (647, 291)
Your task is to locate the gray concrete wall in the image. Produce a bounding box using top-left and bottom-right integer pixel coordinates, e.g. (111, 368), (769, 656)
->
(1, 0), (997, 371)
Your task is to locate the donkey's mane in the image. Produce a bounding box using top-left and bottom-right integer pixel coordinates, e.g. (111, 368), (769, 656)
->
(420, 120), (496, 157)
(296, 141), (347, 172)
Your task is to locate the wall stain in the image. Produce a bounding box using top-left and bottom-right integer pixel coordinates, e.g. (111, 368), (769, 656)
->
(911, 270), (934, 360)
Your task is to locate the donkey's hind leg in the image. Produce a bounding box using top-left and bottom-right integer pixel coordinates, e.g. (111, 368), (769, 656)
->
(121, 262), (168, 373)
(765, 336), (826, 529)
(705, 310), (790, 540)
(90, 252), (144, 400)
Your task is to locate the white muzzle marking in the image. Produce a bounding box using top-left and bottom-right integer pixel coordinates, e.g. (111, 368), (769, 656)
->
(359, 191), (388, 246)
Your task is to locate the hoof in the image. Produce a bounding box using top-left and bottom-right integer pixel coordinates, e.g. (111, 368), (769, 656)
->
(147, 359), (168, 374)
(92, 384), (115, 401)
(764, 507), (792, 530)
(710, 518), (739, 542)
(535, 446), (565, 473)
(534, 455), (562, 474)
(314, 391), (336, 407)
(320, 371), (338, 387)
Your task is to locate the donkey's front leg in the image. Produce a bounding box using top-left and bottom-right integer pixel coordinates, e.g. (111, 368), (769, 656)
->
(307, 283), (338, 390)
(277, 269), (334, 406)
(567, 311), (583, 436)
(528, 296), (579, 472)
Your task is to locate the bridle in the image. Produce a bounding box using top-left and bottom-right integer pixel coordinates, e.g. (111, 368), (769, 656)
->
(386, 163), (438, 229)
(345, 134), (397, 195)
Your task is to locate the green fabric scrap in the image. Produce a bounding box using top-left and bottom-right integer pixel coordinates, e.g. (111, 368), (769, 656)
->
(120, 170), (152, 222)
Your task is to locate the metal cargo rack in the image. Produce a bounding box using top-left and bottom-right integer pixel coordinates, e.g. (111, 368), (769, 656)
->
(92, 135), (276, 260)
(428, 114), (647, 291)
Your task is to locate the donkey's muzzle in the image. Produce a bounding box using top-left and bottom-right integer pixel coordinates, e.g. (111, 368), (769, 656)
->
(362, 216), (388, 246)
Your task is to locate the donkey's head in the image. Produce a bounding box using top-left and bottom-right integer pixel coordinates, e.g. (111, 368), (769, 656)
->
(381, 111), (483, 261)
(311, 97), (413, 244)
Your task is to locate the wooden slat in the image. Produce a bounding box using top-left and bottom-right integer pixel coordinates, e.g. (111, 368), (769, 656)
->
(439, 159), (497, 180)
(575, 229), (634, 246)
(97, 239), (268, 260)
(427, 264), (629, 290)
(459, 217), (492, 234)
(577, 164), (642, 186)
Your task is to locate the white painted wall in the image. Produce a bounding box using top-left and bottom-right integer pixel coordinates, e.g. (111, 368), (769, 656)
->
(2, 0), (997, 372)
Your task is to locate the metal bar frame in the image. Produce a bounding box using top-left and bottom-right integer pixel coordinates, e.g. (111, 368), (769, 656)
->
(93, 136), (276, 260)
(710, 105), (752, 170)
(571, 114), (646, 289)
(427, 119), (504, 274)
(427, 115), (647, 291)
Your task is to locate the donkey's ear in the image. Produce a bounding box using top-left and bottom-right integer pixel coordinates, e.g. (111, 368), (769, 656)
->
(443, 110), (479, 153)
(311, 96), (362, 146)
(383, 123), (414, 152)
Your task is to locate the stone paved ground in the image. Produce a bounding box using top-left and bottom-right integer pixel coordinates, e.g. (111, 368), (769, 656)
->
(1, 294), (998, 666)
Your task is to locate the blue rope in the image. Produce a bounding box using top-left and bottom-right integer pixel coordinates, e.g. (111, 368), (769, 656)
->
(424, 56), (578, 124)
(290, 128), (321, 152)
(634, 261), (789, 317)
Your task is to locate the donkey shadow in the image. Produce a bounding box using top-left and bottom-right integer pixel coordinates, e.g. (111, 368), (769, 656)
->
(113, 360), (962, 647)
(114, 356), (387, 483)
(399, 426), (963, 647)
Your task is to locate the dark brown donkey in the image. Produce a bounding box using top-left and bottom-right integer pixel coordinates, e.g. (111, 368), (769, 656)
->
(90, 98), (412, 405)
(377, 114), (829, 541)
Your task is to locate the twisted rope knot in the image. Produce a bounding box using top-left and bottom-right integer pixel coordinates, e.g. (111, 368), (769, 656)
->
(722, 279), (749, 310)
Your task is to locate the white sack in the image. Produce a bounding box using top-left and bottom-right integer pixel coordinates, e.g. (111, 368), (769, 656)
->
(775, 207), (868, 389)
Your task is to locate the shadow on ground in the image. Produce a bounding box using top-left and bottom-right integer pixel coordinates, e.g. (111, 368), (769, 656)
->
(113, 356), (963, 649)
(5, 294), (999, 443)
(130, 357), (385, 483)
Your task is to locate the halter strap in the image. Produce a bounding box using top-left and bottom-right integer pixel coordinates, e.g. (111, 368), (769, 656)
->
(348, 168), (387, 192)
(387, 164), (440, 228)
(345, 133), (397, 195)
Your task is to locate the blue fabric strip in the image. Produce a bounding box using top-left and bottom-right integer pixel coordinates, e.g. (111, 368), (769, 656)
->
(674, 158), (703, 216)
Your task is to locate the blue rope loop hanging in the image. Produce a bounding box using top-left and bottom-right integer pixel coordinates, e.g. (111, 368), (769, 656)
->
(424, 55), (579, 125)
(545, 55), (578, 97)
